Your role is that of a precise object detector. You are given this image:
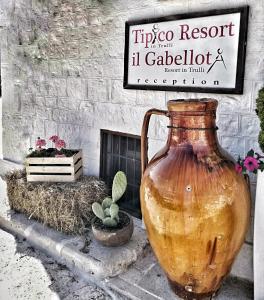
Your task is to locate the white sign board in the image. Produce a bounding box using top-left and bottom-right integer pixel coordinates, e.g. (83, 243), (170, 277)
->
(124, 7), (248, 94)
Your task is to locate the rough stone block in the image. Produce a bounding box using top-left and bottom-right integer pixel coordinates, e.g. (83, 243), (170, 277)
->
(79, 59), (103, 78)
(52, 109), (81, 124)
(216, 80), (253, 114)
(48, 60), (63, 77)
(136, 90), (166, 109)
(45, 97), (57, 108)
(21, 102), (36, 117)
(47, 78), (67, 97)
(221, 136), (245, 158)
(244, 51), (264, 82)
(83, 158), (99, 176)
(111, 80), (136, 104)
(78, 106), (94, 127)
(88, 79), (109, 102)
(93, 103), (146, 136)
(241, 115), (260, 137)
(148, 139), (167, 161)
(35, 107), (52, 120)
(35, 96), (45, 107)
(58, 123), (80, 148)
(245, 137), (262, 156)
(108, 37), (125, 58)
(67, 78), (87, 100)
(103, 58), (124, 79)
(44, 120), (58, 138)
(58, 97), (69, 109)
(61, 59), (82, 77)
(33, 119), (45, 138)
(247, 25), (264, 53)
(217, 114), (239, 136)
(148, 115), (169, 141)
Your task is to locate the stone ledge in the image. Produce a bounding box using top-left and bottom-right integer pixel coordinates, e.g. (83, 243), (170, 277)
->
(0, 159), (23, 177)
(0, 211), (148, 280)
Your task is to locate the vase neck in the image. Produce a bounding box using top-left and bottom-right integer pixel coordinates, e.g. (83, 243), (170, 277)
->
(167, 112), (219, 150)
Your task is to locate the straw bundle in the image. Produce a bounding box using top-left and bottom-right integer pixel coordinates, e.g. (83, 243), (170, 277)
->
(5, 170), (107, 235)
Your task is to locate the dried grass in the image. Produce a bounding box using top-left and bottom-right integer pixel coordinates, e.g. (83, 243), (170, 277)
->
(5, 170), (107, 235)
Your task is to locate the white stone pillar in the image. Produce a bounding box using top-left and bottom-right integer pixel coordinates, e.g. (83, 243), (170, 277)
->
(0, 48), (2, 159)
(0, 94), (2, 159)
(254, 170), (264, 300)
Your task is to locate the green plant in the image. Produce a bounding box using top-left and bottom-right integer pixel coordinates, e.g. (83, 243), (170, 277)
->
(256, 87), (264, 152)
(92, 171), (127, 227)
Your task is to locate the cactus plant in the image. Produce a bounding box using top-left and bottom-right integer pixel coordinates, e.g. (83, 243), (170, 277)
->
(92, 171), (127, 228)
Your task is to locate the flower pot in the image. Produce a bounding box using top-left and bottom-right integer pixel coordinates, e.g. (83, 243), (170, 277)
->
(25, 150), (83, 182)
(140, 99), (250, 299)
(254, 170), (264, 300)
(91, 211), (134, 247)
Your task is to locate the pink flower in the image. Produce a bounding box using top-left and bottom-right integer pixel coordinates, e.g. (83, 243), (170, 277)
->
(35, 138), (46, 149)
(55, 139), (66, 150)
(244, 156), (259, 172)
(49, 135), (59, 143)
(235, 164), (243, 174)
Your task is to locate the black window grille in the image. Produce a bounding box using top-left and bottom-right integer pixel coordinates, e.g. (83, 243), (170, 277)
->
(100, 130), (142, 218)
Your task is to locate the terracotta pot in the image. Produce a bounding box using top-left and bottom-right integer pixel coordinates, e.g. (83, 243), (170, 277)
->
(140, 99), (250, 299)
(91, 211), (134, 247)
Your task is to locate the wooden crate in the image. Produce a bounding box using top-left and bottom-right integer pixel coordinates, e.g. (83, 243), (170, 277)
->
(25, 150), (83, 182)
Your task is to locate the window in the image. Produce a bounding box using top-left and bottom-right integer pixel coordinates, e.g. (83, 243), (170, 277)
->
(100, 130), (141, 218)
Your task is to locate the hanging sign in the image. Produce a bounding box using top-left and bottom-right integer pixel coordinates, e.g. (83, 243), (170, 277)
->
(124, 7), (248, 94)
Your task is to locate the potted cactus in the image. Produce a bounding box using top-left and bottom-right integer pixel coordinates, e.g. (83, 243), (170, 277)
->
(91, 171), (134, 247)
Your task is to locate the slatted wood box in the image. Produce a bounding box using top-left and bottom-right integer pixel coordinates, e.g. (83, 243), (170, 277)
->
(25, 150), (83, 182)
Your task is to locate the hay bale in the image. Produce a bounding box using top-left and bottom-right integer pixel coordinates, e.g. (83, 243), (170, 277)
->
(5, 170), (107, 235)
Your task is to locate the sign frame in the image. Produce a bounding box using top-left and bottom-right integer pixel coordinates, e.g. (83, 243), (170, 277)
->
(123, 6), (249, 94)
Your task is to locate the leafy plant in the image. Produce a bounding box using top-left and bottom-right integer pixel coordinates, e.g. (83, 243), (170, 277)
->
(256, 87), (264, 152)
(92, 171), (127, 227)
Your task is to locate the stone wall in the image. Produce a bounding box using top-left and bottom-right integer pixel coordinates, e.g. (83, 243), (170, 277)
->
(0, 0), (263, 281)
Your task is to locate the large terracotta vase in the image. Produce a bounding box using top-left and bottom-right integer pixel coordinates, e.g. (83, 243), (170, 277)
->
(140, 99), (250, 299)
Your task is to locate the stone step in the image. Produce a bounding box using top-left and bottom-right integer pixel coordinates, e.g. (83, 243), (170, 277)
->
(107, 258), (253, 300)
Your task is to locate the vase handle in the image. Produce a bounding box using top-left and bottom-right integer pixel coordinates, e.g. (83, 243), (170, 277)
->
(141, 109), (169, 175)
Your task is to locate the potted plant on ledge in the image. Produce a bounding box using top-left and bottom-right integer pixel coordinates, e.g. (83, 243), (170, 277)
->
(25, 135), (82, 182)
(91, 171), (134, 247)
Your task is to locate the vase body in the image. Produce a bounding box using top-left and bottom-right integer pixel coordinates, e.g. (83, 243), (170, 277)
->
(140, 99), (250, 299)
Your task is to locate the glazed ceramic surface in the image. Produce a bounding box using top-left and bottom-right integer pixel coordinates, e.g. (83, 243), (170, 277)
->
(140, 99), (250, 299)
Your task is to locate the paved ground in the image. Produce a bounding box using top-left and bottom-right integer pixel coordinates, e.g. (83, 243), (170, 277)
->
(0, 178), (112, 300)
(108, 245), (254, 300)
(0, 229), (111, 300)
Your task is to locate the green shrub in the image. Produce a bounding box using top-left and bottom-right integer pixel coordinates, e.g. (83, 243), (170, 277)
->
(256, 87), (264, 152)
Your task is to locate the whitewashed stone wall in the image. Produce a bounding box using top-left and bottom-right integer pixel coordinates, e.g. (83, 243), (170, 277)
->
(0, 0), (263, 281)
